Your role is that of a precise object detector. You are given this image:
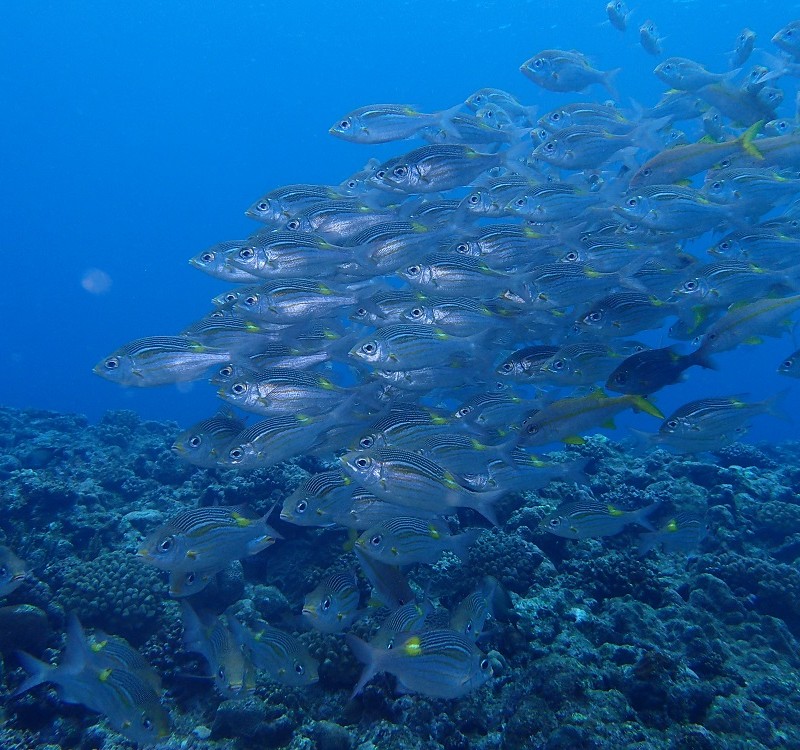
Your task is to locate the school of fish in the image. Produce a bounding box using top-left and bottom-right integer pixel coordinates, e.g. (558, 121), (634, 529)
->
(13, 11), (800, 744)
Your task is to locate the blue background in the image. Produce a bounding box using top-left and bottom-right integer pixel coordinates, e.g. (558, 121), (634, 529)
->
(1, 0), (799, 443)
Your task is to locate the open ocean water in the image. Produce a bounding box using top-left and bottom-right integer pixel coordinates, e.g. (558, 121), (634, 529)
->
(3, 1), (800, 748)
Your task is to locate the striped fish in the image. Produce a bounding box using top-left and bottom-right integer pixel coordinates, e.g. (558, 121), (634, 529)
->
(138, 504), (279, 572)
(218, 367), (345, 417)
(93, 336), (230, 387)
(280, 470), (354, 527)
(351, 405), (451, 451)
(284, 199), (395, 240)
(302, 571), (362, 634)
(189, 240), (263, 282)
(399, 252), (508, 296)
(172, 406), (246, 468)
(348, 221), (434, 273)
(541, 497), (659, 539)
(340, 447), (502, 524)
(245, 183), (339, 224)
(347, 628), (492, 699)
(229, 231), (352, 279)
(224, 414), (335, 470)
(349, 323), (474, 372)
(227, 616), (319, 687)
(181, 603), (256, 698)
(234, 279), (358, 323)
(355, 517), (482, 566)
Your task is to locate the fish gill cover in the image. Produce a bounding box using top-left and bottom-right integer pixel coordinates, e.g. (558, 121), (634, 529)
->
(4, 2), (800, 749)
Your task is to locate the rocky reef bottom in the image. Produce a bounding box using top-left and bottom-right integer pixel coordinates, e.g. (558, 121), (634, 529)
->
(1, 405), (800, 750)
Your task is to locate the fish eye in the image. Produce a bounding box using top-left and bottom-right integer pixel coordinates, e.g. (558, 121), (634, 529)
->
(711, 181), (723, 190)
(457, 407), (471, 417)
(544, 141), (556, 152)
(641, 168), (652, 177)
(718, 241), (731, 251)
(359, 436), (374, 449)
(224, 293), (237, 303)
(550, 112), (561, 122)
(586, 311), (602, 323)
(683, 280), (698, 291)
(0, 566), (6, 577)
(340, 119), (351, 129)
(468, 193), (480, 205)
(218, 666), (225, 679)
(480, 658), (491, 670)
(533, 58), (544, 68)
(295, 662), (305, 674)
(189, 435), (202, 448)
(201, 252), (214, 262)
(360, 342), (377, 355)
(142, 717), (153, 730)
(456, 242), (470, 253)
(354, 307), (368, 318)
(406, 265), (421, 276)
(708, 332), (718, 341)
(370, 534), (382, 546)
(232, 382), (247, 395)
(409, 307), (424, 318)
(355, 456), (370, 469)
(158, 536), (174, 553)
(186, 572), (195, 584)
(220, 365), (233, 377)
(229, 447), (243, 461)
(393, 165), (409, 178)
(500, 362), (513, 373)
(783, 359), (794, 369)
(626, 197), (639, 208)
(322, 596), (332, 610)
(239, 247), (255, 259)
(296, 500), (308, 513)
(347, 179), (358, 188)
(376, 169), (387, 180)
(667, 419), (679, 429)
(553, 359), (564, 370)
(548, 517), (560, 527)
(563, 251), (579, 262)
(244, 294), (258, 306)
(515, 197), (526, 207)
(257, 201), (269, 211)
(104, 357), (120, 370)
(286, 219), (300, 230)
(210, 310), (224, 318)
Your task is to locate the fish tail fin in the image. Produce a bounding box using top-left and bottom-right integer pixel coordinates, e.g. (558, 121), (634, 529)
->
(624, 427), (658, 455)
(466, 490), (502, 526)
(13, 651), (53, 696)
(688, 345), (717, 371)
(603, 67), (622, 101)
(345, 634), (380, 698)
(630, 395), (664, 419)
(740, 120), (764, 160)
(761, 388), (792, 421)
(636, 531), (660, 557)
(62, 612), (91, 672)
(450, 528), (484, 563)
(632, 501), (662, 532)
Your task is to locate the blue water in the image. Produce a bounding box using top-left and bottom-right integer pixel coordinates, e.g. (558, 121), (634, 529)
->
(2, 0), (800, 443)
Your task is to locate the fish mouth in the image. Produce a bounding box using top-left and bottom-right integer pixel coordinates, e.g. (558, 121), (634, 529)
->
(301, 606), (315, 616)
(171, 443), (184, 454)
(136, 548), (152, 559)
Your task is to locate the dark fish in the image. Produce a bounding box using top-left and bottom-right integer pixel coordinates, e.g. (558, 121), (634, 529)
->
(605, 345), (714, 395)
